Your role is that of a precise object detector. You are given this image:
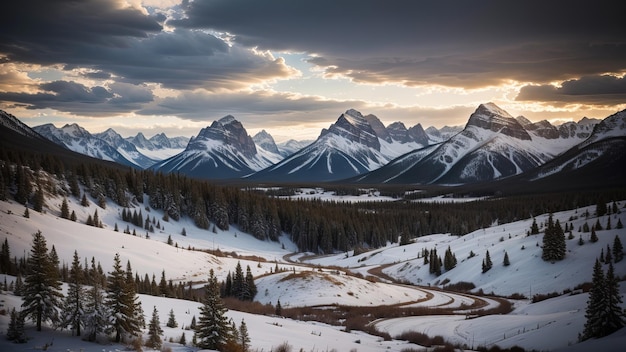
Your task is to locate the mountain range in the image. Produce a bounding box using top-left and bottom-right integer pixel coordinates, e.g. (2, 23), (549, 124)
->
(2, 102), (624, 188)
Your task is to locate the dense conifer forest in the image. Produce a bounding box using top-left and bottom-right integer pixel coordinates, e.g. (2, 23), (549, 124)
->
(1, 147), (625, 254)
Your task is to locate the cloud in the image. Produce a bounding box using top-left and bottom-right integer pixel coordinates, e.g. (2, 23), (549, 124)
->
(137, 90), (362, 125)
(0, 80), (154, 116)
(0, 1), (297, 90)
(175, 0), (626, 88)
(516, 75), (626, 105)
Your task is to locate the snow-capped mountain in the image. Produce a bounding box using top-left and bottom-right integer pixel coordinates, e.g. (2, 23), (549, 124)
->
(0, 110), (49, 141)
(355, 103), (591, 184)
(33, 123), (138, 168)
(94, 128), (158, 169)
(126, 132), (189, 160)
(248, 109), (396, 182)
(252, 130), (284, 165)
(524, 110), (626, 187)
(425, 125), (463, 143)
(152, 115), (274, 179)
(276, 139), (313, 157)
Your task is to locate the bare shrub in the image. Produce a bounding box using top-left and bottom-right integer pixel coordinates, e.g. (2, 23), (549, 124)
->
(273, 342), (292, 352)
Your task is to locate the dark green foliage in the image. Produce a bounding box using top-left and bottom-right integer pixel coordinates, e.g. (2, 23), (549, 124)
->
(21, 231), (63, 331)
(482, 250), (493, 273)
(195, 269), (231, 350)
(105, 253), (141, 342)
(146, 306), (163, 350)
(590, 227), (598, 243)
(239, 319), (251, 352)
(443, 246), (457, 271)
(530, 218), (539, 235)
(166, 308), (178, 328)
(80, 193), (89, 207)
(617, 218), (624, 229)
(70, 210), (76, 221)
(503, 251), (510, 266)
(6, 308), (27, 343)
(60, 198), (70, 219)
(60, 250), (85, 336)
(23, 207), (29, 218)
(581, 260), (626, 340)
(542, 214), (566, 261)
(32, 186), (44, 212)
(613, 236), (624, 262)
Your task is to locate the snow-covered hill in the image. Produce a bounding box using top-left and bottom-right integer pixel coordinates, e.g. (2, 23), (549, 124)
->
(0, 183), (625, 351)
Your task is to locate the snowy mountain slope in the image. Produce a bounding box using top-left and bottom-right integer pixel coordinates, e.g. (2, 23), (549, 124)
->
(0, 167), (625, 351)
(252, 129), (284, 164)
(248, 109), (395, 182)
(94, 128), (158, 169)
(521, 110), (626, 186)
(126, 132), (189, 161)
(33, 123), (139, 168)
(153, 115), (275, 179)
(276, 139), (314, 157)
(355, 103), (590, 184)
(0, 110), (49, 141)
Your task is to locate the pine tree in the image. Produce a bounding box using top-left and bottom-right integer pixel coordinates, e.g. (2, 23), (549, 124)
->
(23, 207), (29, 218)
(33, 186), (44, 213)
(146, 306), (163, 350)
(617, 218), (623, 229)
(61, 250), (85, 336)
(195, 269), (231, 350)
(166, 308), (178, 328)
(6, 308), (27, 343)
(106, 253), (141, 342)
(590, 227), (599, 243)
(70, 210), (77, 222)
(530, 218), (539, 234)
(21, 231), (63, 331)
(503, 251), (510, 266)
(275, 299), (282, 316)
(603, 262), (626, 336)
(239, 319), (251, 352)
(613, 235), (624, 263)
(81, 193), (89, 207)
(582, 259), (606, 340)
(180, 332), (187, 346)
(61, 198), (70, 219)
(482, 250), (493, 273)
(196, 269), (231, 350)
(83, 273), (108, 342)
(245, 265), (257, 300)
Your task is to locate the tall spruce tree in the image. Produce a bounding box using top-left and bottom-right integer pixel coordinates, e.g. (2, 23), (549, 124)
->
(613, 235), (624, 263)
(83, 271), (108, 342)
(6, 308), (27, 343)
(482, 250), (493, 273)
(21, 231), (63, 331)
(582, 259), (626, 340)
(239, 319), (251, 352)
(61, 250), (85, 336)
(195, 269), (231, 350)
(603, 262), (626, 336)
(105, 253), (141, 342)
(146, 306), (163, 350)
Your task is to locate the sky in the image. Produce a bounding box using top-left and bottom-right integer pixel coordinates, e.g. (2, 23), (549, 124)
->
(1, 0), (625, 142)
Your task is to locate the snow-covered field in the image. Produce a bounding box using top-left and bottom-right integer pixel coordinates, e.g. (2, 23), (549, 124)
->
(0, 188), (625, 351)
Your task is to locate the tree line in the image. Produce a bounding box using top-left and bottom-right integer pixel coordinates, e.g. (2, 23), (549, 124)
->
(2, 148), (625, 254)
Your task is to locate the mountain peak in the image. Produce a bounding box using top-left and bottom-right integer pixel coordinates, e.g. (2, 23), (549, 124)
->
(218, 115), (237, 125)
(321, 109), (380, 151)
(467, 103), (531, 140)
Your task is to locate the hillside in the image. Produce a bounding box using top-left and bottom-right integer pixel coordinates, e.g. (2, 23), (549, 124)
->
(0, 176), (624, 350)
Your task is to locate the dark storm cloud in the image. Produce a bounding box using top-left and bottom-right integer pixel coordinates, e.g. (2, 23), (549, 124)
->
(138, 90), (359, 121)
(176, 0), (626, 88)
(516, 75), (626, 105)
(0, 81), (154, 116)
(0, 0), (295, 91)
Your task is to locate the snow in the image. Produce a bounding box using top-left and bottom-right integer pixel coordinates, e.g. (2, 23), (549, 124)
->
(0, 184), (625, 351)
